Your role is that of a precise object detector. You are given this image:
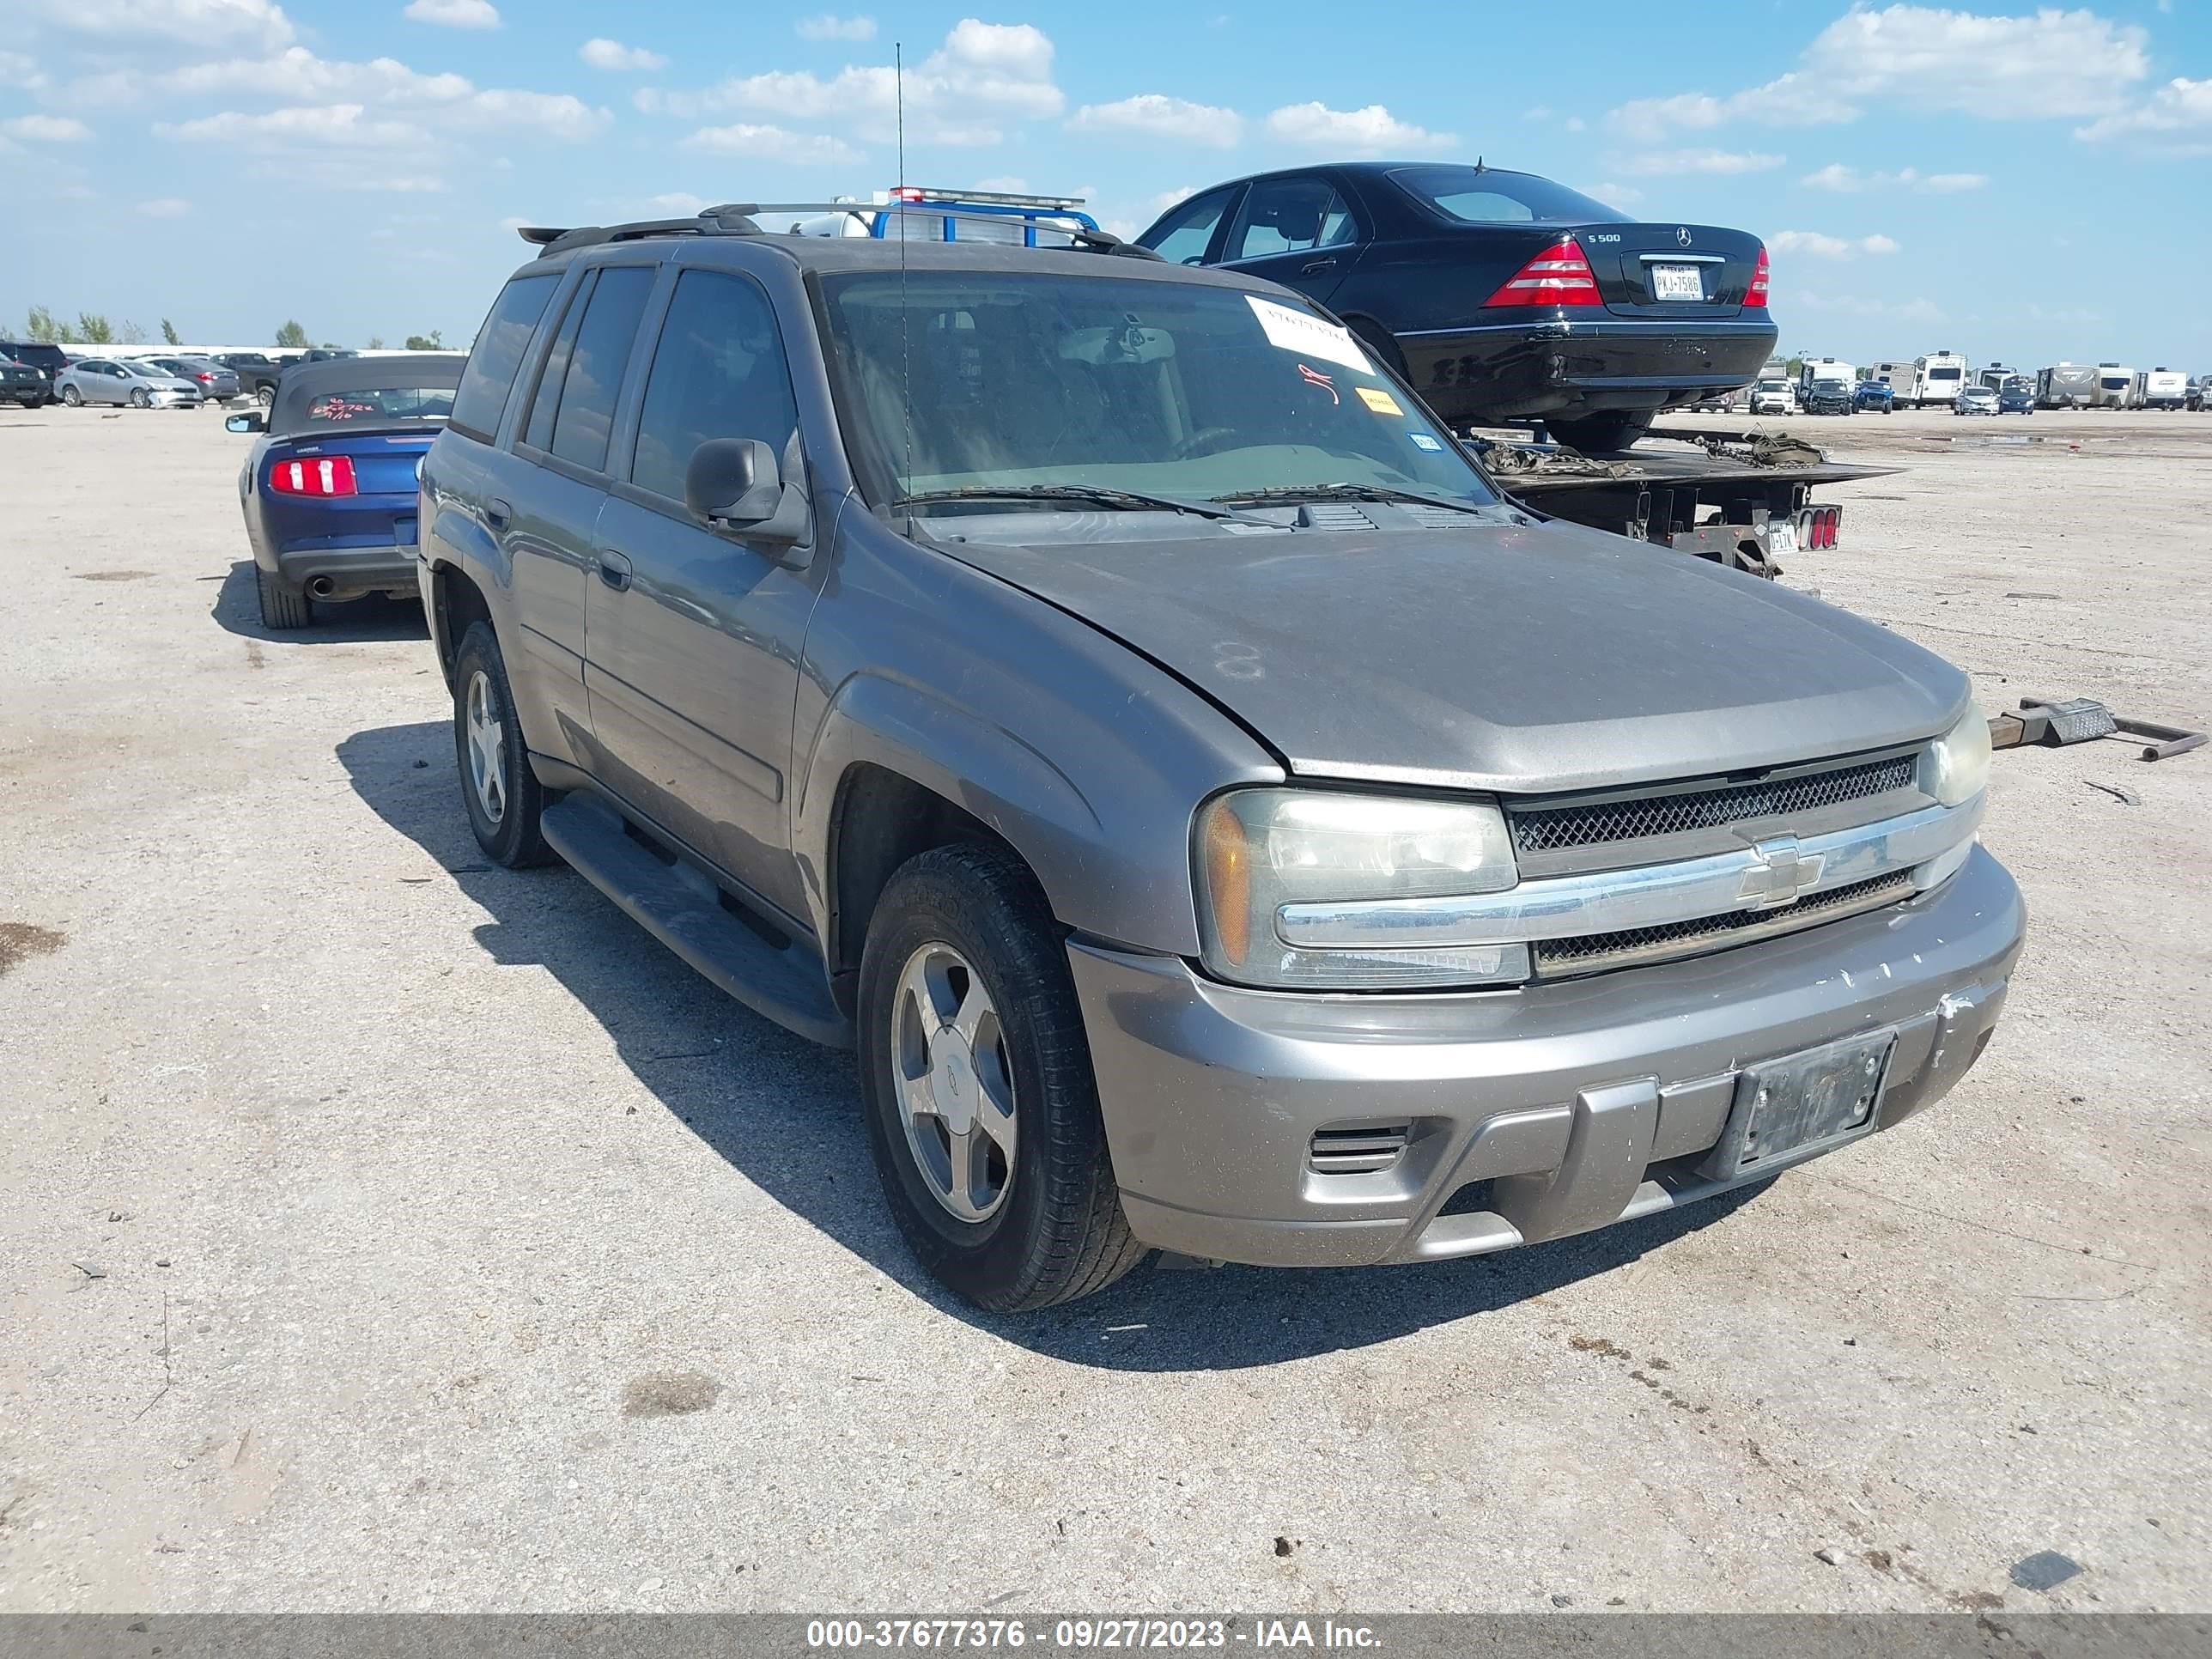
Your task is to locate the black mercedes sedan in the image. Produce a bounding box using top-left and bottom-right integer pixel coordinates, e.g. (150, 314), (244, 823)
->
(1136, 162), (1777, 452)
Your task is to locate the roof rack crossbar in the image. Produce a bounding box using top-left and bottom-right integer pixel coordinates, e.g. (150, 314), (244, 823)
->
(519, 206), (1161, 261)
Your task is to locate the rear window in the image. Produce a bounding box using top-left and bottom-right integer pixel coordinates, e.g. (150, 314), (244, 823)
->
(450, 272), (559, 442)
(1387, 166), (1626, 225)
(299, 386), (457, 428)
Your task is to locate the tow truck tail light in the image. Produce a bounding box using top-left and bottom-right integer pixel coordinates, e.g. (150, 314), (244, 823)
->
(268, 456), (358, 498)
(1746, 246), (1771, 308)
(1484, 238), (1600, 307)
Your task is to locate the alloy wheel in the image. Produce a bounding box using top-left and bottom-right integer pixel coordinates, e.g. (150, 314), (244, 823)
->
(464, 669), (507, 826)
(890, 941), (1017, 1223)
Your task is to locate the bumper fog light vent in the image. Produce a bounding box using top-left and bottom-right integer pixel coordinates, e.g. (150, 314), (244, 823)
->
(1308, 1124), (1412, 1176)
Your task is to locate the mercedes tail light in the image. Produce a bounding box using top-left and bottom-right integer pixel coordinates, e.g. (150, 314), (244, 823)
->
(1746, 246), (1771, 308)
(268, 456), (358, 497)
(1484, 238), (1600, 307)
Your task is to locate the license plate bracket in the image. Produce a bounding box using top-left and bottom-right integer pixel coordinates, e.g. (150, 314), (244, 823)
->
(1651, 264), (1705, 301)
(1702, 1030), (1895, 1180)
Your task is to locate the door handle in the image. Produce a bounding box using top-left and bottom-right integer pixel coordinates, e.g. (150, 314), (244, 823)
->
(597, 550), (633, 592)
(484, 498), (512, 532)
(1300, 257), (1338, 275)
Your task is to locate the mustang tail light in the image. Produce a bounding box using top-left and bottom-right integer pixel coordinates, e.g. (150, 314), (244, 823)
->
(1484, 238), (1600, 307)
(1746, 246), (1771, 308)
(269, 456), (358, 497)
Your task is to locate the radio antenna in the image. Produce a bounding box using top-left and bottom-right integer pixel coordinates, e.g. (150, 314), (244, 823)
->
(896, 41), (913, 492)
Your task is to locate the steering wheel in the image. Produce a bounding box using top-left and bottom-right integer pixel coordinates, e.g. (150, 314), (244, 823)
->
(1170, 426), (1239, 460)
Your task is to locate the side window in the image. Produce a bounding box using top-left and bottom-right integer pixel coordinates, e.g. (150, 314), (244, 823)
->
(549, 264), (657, 473)
(1141, 186), (1237, 266)
(522, 273), (591, 453)
(1228, 177), (1351, 261)
(448, 271), (558, 442)
(629, 270), (799, 504)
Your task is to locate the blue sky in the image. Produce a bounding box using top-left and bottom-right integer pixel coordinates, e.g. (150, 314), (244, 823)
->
(3, 1), (2208, 368)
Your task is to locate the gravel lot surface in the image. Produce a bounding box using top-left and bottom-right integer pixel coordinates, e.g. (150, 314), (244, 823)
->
(2, 403), (2207, 1613)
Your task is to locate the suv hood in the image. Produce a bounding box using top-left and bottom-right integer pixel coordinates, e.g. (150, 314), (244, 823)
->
(944, 518), (1966, 794)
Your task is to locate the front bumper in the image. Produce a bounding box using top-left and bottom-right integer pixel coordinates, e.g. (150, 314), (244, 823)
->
(1072, 846), (2022, 1268)
(1398, 314), (1779, 425)
(143, 390), (201, 408)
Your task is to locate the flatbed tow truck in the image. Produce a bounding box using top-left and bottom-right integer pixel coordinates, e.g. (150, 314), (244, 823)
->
(1466, 423), (1890, 578)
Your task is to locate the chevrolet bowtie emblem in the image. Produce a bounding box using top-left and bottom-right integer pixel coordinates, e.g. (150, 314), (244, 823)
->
(1739, 835), (1825, 908)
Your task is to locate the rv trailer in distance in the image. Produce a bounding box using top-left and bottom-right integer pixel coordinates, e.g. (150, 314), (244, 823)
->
(2089, 363), (2136, 409)
(1866, 359), (1914, 394)
(2139, 368), (2190, 410)
(1906, 350), (1969, 408)
(2037, 363), (2097, 408)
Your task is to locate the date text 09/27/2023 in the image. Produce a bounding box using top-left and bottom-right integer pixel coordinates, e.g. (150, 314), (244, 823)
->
(803, 1619), (1382, 1650)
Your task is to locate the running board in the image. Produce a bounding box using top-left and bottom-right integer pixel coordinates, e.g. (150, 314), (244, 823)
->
(539, 797), (854, 1049)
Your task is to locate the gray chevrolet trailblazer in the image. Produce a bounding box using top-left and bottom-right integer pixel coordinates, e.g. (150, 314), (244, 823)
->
(415, 208), (2022, 1310)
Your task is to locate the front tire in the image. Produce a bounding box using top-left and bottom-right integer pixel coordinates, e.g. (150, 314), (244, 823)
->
(858, 843), (1143, 1311)
(452, 622), (552, 868)
(131, 388), (150, 409)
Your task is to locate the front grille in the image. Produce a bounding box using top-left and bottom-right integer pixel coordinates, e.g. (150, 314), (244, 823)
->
(1308, 1123), (1411, 1176)
(1534, 871), (1917, 979)
(1510, 753), (1917, 855)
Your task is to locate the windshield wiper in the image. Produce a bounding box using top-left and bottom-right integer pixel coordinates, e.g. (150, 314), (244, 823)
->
(1210, 483), (1489, 516)
(895, 484), (1252, 520)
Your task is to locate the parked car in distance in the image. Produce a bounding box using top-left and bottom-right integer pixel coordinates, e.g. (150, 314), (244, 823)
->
(56, 358), (203, 408)
(1997, 383), (2035, 415)
(1747, 377), (1794, 415)
(408, 210), (2021, 1311)
(224, 353), (460, 629)
(0, 340), (72, 404)
(1852, 380), (1894, 413)
(214, 353), (288, 407)
(143, 355), (240, 404)
(3, 355), (47, 407)
(1802, 376), (1856, 416)
(1134, 162), (1777, 453)
(1954, 385), (2001, 416)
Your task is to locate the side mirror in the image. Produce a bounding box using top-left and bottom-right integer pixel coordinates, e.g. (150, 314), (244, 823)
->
(226, 412), (264, 434)
(684, 436), (811, 547)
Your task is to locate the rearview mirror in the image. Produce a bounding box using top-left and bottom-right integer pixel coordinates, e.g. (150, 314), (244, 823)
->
(226, 412), (264, 434)
(684, 436), (811, 545)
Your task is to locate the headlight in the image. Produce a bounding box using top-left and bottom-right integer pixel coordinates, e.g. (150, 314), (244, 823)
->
(1195, 789), (1527, 990)
(1923, 701), (1992, 807)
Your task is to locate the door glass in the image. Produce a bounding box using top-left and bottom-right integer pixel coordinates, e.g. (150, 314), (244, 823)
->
(1140, 186), (1237, 266)
(523, 274), (592, 452)
(1228, 178), (1350, 261)
(629, 270), (799, 503)
(550, 265), (657, 473)
(450, 271), (558, 442)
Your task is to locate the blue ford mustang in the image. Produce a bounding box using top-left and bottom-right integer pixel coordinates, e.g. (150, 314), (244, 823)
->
(227, 353), (461, 629)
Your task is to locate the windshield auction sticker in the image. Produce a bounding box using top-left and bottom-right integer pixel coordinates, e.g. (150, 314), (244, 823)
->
(1355, 386), (1404, 416)
(1244, 295), (1371, 374)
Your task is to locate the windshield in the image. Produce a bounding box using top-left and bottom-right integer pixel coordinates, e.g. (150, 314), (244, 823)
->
(1386, 166), (1626, 225)
(822, 270), (1497, 514)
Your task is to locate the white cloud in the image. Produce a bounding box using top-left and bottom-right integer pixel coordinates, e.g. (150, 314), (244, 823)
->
(21, 0), (295, 51)
(2076, 76), (2212, 144)
(1068, 94), (1241, 148)
(1770, 228), (1903, 258)
(157, 50), (611, 142)
(1150, 185), (1197, 212)
(1609, 4), (2150, 137)
(1802, 162), (1988, 191)
(137, 196), (191, 216)
(1263, 101), (1455, 155)
(680, 123), (863, 165)
(1793, 289), (1945, 325)
(1616, 147), (1785, 176)
(1579, 181), (1644, 206)
(157, 104), (423, 148)
(0, 51), (46, 90)
(645, 192), (707, 215)
(2, 113), (93, 142)
(637, 20), (1060, 148)
(795, 13), (875, 40)
(404, 0), (499, 27)
(580, 38), (666, 72)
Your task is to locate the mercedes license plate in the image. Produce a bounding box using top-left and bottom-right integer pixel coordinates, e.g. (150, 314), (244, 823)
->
(1726, 1030), (1894, 1174)
(1651, 264), (1705, 301)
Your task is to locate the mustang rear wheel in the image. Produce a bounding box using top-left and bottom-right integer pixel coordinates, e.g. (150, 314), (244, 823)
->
(858, 843), (1144, 1310)
(255, 568), (310, 630)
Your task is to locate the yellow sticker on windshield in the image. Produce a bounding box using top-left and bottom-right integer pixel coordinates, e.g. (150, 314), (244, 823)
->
(1356, 386), (1404, 416)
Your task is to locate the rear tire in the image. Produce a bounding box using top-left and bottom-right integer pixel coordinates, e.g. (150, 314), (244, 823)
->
(452, 622), (553, 868)
(255, 568), (311, 630)
(1547, 410), (1654, 454)
(60, 385), (82, 408)
(256, 384), (276, 409)
(858, 842), (1144, 1311)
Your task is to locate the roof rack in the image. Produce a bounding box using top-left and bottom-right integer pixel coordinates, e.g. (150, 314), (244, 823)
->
(517, 205), (1160, 261)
